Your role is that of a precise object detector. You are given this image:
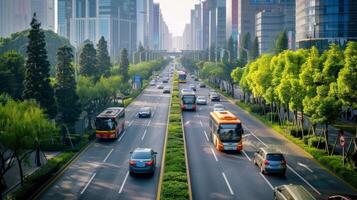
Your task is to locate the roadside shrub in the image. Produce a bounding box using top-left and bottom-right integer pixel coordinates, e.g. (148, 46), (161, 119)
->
(308, 136), (326, 149)
(303, 134), (315, 145)
(266, 112), (279, 123)
(290, 128), (308, 139)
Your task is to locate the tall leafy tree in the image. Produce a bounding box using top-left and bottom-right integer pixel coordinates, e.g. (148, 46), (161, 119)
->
(209, 45), (216, 62)
(227, 36), (237, 62)
(0, 51), (25, 99)
(337, 42), (357, 109)
(250, 37), (259, 61)
(239, 32), (251, 65)
(96, 36), (111, 77)
(138, 42), (146, 62)
(22, 13), (56, 118)
(119, 48), (129, 82)
(54, 46), (81, 131)
(79, 42), (97, 78)
(275, 29), (288, 54)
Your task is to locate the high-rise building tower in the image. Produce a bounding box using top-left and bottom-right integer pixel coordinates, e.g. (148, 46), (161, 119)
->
(296, 0), (357, 50)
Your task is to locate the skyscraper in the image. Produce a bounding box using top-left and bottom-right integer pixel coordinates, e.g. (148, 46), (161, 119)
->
(296, 0), (357, 50)
(215, 0), (226, 48)
(226, 0), (238, 42)
(0, 0), (55, 37)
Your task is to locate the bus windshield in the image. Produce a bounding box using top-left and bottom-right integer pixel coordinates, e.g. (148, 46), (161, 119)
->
(96, 118), (116, 131)
(218, 124), (242, 142)
(182, 95), (196, 104)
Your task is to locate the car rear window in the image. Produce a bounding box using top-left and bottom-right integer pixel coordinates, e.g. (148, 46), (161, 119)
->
(267, 154), (284, 161)
(132, 151), (151, 159)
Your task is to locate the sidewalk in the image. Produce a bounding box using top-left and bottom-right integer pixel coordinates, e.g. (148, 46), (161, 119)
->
(3, 151), (59, 196)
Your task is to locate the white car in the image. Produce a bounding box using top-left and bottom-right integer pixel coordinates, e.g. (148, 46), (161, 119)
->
(157, 84), (164, 89)
(213, 104), (225, 111)
(150, 80), (156, 86)
(197, 96), (207, 105)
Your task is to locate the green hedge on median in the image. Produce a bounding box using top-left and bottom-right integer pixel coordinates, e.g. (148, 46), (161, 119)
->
(160, 73), (189, 200)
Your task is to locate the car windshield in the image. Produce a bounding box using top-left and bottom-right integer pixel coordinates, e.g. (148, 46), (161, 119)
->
(182, 95), (196, 104)
(266, 154), (284, 161)
(131, 151), (151, 159)
(96, 118), (115, 131)
(218, 124), (242, 142)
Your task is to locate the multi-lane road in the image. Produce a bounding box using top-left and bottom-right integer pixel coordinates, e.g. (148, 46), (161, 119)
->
(181, 74), (357, 200)
(38, 65), (172, 200)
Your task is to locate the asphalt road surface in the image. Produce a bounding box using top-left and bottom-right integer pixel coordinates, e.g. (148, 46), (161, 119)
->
(38, 65), (173, 200)
(181, 74), (357, 200)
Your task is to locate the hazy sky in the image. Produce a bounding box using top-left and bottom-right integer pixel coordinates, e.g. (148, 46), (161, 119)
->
(154, 0), (199, 37)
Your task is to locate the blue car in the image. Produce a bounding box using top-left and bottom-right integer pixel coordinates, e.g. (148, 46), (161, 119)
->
(129, 148), (157, 175)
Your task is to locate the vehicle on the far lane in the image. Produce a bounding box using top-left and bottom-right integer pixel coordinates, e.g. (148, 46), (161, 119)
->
(178, 71), (187, 83)
(149, 80), (156, 86)
(213, 103), (225, 111)
(209, 92), (220, 101)
(95, 107), (125, 139)
(274, 184), (316, 200)
(129, 148), (157, 175)
(254, 147), (286, 176)
(180, 90), (197, 111)
(197, 96), (207, 105)
(138, 107), (152, 118)
(209, 111), (244, 151)
(163, 86), (171, 93)
(198, 83), (206, 88)
(157, 84), (164, 89)
(189, 84), (196, 91)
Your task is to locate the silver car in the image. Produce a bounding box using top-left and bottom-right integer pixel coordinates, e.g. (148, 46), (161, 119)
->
(254, 147), (286, 176)
(274, 184), (316, 200)
(163, 86), (171, 93)
(213, 104), (225, 111)
(138, 107), (151, 118)
(197, 96), (207, 105)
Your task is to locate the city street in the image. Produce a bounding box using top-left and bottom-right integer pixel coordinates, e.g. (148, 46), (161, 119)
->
(181, 75), (357, 200)
(37, 66), (172, 200)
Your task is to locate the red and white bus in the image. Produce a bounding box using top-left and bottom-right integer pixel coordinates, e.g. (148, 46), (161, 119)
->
(95, 107), (125, 139)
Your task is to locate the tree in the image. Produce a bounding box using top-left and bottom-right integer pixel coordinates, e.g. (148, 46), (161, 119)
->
(275, 29), (288, 54)
(0, 97), (57, 187)
(119, 48), (129, 82)
(0, 51), (24, 99)
(227, 36), (237, 62)
(337, 42), (357, 110)
(249, 37), (259, 61)
(54, 46), (81, 135)
(239, 32), (251, 65)
(22, 13), (56, 119)
(138, 42), (146, 62)
(96, 36), (111, 77)
(79, 42), (97, 78)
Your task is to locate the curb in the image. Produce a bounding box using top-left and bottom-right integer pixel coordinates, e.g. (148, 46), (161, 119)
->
(156, 70), (173, 200)
(181, 114), (193, 200)
(31, 140), (95, 200)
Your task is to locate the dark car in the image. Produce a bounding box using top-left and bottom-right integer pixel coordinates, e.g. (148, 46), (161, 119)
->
(274, 184), (316, 200)
(209, 92), (220, 101)
(138, 107), (152, 118)
(254, 147), (286, 176)
(129, 148), (157, 175)
(194, 77), (199, 81)
(198, 83), (206, 88)
(189, 84), (196, 91)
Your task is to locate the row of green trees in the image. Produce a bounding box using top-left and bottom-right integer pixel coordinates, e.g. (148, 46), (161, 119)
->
(231, 42), (357, 154)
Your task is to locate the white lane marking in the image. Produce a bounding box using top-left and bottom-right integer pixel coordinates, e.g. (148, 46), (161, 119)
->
(287, 165), (321, 195)
(203, 130), (209, 142)
(242, 150), (251, 161)
(129, 120), (134, 127)
(147, 119), (152, 126)
(243, 125), (320, 194)
(103, 149), (114, 162)
(184, 121), (190, 126)
(298, 162), (314, 173)
(222, 172), (234, 195)
(141, 129), (147, 140)
(242, 133), (252, 138)
(80, 173), (96, 194)
(210, 147), (219, 162)
(118, 130), (126, 142)
(259, 173), (274, 190)
(118, 171), (129, 194)
(200, 120), (203, 127)
(152, 111), (155, 116)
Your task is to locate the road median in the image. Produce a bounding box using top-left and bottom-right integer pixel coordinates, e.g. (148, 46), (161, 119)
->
(159, 72), (191, 200)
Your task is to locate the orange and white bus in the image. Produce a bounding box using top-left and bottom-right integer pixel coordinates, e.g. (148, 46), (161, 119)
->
(95, 107), (125, 139)
(209, 111), (244, 151)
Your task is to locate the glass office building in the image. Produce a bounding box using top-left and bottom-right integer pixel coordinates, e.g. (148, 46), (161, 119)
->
(296, 0), (357, 50)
